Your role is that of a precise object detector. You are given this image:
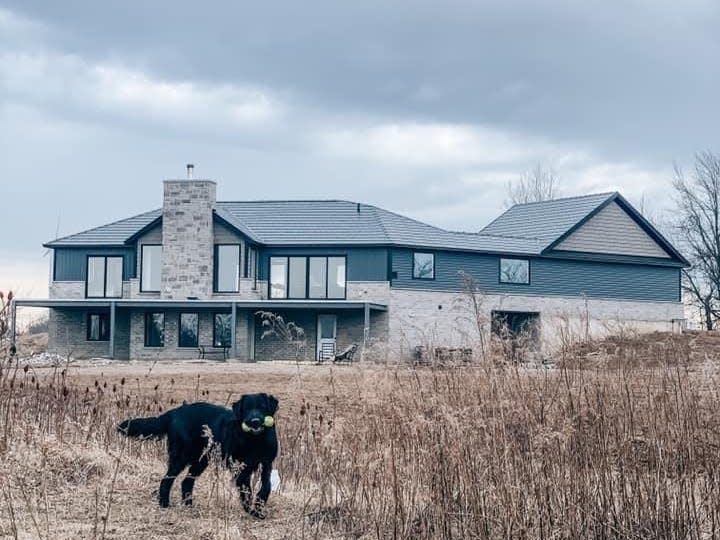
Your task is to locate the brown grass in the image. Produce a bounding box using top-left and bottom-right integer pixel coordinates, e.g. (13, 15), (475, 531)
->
(2, 344), (720, 539)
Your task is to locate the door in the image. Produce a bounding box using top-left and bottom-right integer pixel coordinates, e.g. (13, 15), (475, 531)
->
(316, 314), (337, 360)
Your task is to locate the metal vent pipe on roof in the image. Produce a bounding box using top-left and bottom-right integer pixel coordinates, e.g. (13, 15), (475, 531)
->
(186, 163), (194, 179)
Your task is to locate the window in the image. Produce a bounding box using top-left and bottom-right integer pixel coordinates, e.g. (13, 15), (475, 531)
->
(141, 245), (162, 292)
(270, 257), (288, 299)
(289, 257), (307, 298)
(246, 247), (257, 279)
(144, 312), (165, 347)
(178, 313), (199, 348)
(86, 256), (123, 298)
(269, 256), (347, 300)
(214, 313), (232, 347)
(499, 258), (530, 284)
(413, 252), (435, 280)
(87, 313), (110, 341)
(327, 257), (346, 298)
(308, 257), (327, 298)
(215, 245), (240, 292)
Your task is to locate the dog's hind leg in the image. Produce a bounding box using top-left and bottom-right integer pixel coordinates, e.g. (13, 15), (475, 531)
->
(181, 458), (209, 506)
(159, 458), (186, 508)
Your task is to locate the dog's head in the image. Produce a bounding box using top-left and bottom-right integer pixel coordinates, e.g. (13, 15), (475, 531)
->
(232, 393), (279, 435)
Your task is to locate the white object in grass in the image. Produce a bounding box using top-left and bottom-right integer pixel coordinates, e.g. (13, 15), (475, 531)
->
(270, 469), (280, 492)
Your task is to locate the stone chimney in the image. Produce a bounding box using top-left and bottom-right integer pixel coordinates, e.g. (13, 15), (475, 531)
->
(161, 178), (216, 299)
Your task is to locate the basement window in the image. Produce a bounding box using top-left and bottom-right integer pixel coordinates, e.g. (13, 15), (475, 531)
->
(86, 313), (110, 341)
(214, 313), (232, 347)
(144, 312), (165, 347)
(178, 312), (199, 348)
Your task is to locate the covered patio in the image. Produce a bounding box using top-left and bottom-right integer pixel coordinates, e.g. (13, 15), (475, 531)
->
(11, 298), (387, 361)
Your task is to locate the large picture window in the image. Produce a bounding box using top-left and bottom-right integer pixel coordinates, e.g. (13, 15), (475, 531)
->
(86, 256), (123, 298)
(412, 252), (435, 280)
(215, 244), (241, 292)
(214, 313), (232, 347)
(144, 312), (165, 347)
(499, 258), (530, 284)
(141, 245), (162, 292)
(269, 256), (346, 300)
(86, 313), (110, 341)
(178, 313), (199, 348)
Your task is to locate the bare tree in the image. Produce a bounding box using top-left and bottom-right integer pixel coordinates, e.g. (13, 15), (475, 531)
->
(505, 163), (560, 207)
(673, 151), (720, 330)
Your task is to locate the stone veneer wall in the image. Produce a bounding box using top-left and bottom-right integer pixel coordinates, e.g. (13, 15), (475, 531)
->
(161, 180), (216, 300)
(387, 288), (685, 359)
(48, 308), (130, 360)
(128, 309), (252, 361)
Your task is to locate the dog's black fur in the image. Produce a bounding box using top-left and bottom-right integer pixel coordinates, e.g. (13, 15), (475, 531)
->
(117, 393), (279, 517)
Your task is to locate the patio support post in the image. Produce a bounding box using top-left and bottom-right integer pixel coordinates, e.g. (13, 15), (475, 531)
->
(109, 301), (116, 359)
(230, 302), (237, 359)
(362, 302), (370, 361)
(10, 299), (17, 352)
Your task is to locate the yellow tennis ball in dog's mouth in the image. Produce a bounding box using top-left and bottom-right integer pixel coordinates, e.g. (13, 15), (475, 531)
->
(241, 422), (252, 432)
(263, 416), (275, 427)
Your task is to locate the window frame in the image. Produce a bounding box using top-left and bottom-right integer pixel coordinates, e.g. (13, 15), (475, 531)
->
(498, 257), (531, 285)
(86, 312), (110, 342)
(85, 255), (124, 298)
(214, 244), (242, 293)
(213, 312), (233, 348)
(144, 311), (165, 348)
(140, 244), (162, 293)
(267, 255), (347, 300)
(178, 312), (199, 348)
(412, 251), (436, 281)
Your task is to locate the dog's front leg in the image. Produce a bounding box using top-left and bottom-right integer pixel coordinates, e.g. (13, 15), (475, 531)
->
(234, 468), (255, 514)
(253, 462), (273, 517)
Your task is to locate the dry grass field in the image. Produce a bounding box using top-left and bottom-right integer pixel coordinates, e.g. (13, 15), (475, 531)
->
(2, 335), (720, 539)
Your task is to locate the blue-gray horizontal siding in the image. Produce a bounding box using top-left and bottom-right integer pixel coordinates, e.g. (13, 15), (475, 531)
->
(53, 247), (136, 281)
(258, 248), (388, 281)
(391, 248), (680, 302)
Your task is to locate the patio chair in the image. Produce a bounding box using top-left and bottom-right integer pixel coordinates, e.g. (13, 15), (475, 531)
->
(332, 343), (358, 363)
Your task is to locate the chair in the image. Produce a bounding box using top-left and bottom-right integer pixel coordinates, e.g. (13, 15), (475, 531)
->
(332, 343), (358, 363)
(317, 342), (336, 363)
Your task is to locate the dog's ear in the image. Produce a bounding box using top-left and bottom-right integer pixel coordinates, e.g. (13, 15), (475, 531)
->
(232, 395), (247, 419)
(263, 393), (279, 416)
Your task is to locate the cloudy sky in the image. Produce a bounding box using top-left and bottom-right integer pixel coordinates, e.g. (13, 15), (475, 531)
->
(1, 0), (718, 297)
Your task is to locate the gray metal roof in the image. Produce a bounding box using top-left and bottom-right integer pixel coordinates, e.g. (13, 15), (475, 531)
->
(44, 193), (657, 258)
(480, 192), (616, 245)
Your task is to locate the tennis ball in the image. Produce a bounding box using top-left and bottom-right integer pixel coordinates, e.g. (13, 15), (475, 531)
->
(263, 416), (275, 427)
(241, 422), (252, 432)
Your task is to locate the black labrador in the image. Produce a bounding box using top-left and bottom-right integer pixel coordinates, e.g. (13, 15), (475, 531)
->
(118, 393), (278, 518)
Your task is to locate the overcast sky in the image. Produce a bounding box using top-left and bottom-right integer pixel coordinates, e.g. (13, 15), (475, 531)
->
(1, 1), (718, 297)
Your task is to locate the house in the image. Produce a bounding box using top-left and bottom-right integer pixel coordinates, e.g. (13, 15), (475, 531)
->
(11, 170), (688, 361)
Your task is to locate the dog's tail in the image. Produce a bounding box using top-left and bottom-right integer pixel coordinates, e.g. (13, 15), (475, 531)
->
(117, 413), (170, 440)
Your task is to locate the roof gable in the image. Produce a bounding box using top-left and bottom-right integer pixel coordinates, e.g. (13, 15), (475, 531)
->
(553, 200), (671, 258)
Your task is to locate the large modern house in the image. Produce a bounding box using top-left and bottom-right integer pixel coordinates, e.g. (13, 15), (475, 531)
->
(12, 170), (688, 361)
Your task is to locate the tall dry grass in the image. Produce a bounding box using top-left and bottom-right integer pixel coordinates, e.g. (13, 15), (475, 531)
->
(1, 341), (720, 539)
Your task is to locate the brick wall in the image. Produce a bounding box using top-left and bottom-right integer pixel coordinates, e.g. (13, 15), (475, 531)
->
(48, 308), (130, 360)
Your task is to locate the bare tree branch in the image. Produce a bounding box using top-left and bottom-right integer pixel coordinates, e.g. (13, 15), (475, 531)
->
(505, 163), (560, 207)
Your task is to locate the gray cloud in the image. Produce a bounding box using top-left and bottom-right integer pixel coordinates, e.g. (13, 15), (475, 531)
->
(0, 1), (717, 294)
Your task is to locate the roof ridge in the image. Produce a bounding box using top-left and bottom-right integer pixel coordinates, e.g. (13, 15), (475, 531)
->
(49, 208), (161, 244)
(508, 191), (617, 208)
(217, 199), (355, 204)
(366, 205), (392, 243)
(213, 206), (264, 243)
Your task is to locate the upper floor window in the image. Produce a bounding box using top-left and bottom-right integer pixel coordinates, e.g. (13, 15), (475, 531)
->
(269, 256), (346, 299)
(246, 247), (257, 280)
(215, 244), (241, 292)
(499, 258), (530, 285)
(86, 256), (123, 298)
(413, 252), (435, 280)
(141, 245), (162, 292)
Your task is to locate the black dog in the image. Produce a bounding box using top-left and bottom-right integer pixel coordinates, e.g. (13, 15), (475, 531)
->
(118, 393), (278, 517)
